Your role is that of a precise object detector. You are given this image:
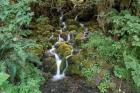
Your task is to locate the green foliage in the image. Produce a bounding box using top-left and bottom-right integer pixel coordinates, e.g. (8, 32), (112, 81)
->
(0, 72), (9, 86)
(83, 32), (125, 63)
(82, 63), (112, 92)
(114, 65), (128, 79)
(109, 10), (140, 38)
(83, 10), (140, 91)
(98, 73), (111, 93)
(124, 54), (140, 87)
(0, 0), (44, 92)
(0, 67), (43, 93)
(82, 64), (101, 81)
(98, 82), (110, 93)
(109, 10), (140, 87)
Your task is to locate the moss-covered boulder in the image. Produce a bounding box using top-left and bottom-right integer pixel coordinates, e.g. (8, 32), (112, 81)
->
(42, 56), (56, 74)
(57, 42), (73, 57)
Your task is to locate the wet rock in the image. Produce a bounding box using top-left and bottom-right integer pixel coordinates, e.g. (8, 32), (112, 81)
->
(42, 56), (56, 74)
(41, 76), (99, 93)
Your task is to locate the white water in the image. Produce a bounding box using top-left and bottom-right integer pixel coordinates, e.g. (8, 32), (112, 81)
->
(58, 34), (64, 42)
(49, 46), (65, 81)
(67, 33), (71, 41)
(49, 11), (83, 81)
(62, 22), (67, 31)
(48, 10), (69, 81)
(60, 12), (67, 31)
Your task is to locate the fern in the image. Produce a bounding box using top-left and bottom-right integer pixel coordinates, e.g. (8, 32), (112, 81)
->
(0, 0), (44, 92)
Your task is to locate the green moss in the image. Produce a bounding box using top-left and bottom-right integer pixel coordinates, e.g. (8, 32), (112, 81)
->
(67, 19), (79, 26)
(43, 56), (56, 73)
(57, 42), (73, 57)
(68, 25), (78, 31)
(75, 32), (83, 40)
(75, 32), (84, 46)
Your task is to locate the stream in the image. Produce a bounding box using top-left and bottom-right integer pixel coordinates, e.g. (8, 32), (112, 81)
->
(41, 8), (99, 93)
(48, 8), (90, 81)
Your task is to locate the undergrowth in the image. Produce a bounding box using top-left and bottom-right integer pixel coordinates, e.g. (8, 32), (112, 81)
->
(0, 0), (44, 92)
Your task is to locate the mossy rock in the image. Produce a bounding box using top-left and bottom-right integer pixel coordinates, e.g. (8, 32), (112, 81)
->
(75, 32), (84, 46)
(67, 53), (84, 76)
(70, 30), (77, 34)
(70, 53), (83, 64)
(36, 25), (54, 34)
(68, 25), (78, 31)
(68, 64), (82, 76)
(42, 56), (56, 74)
(67, 19), (79, 26)
(88, 26), (95, 32)
(48, 37), (58, 45)
(75, 32), (83, 40)
(57, 42), (73, 57)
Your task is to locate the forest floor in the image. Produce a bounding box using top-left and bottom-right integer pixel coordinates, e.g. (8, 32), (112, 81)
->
(41, 76), (99, 93)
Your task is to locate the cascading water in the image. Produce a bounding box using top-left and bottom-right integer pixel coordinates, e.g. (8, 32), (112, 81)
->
(67, 33), (71, 41)
(58, 34), (64, 42)
(49, 9), (71, 81)
(75, 15), (89, 39)
(49, 7), (89, 81)
(49, 45), (65, 81)
(60, 12), (67, 31)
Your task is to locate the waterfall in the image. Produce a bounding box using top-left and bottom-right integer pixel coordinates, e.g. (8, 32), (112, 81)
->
(60, 12), (67, 31)
(75, 15), (89, 38)
(58, 34), (64, 42)
(67, 33), (71, 41)
(48, 9), (70, 81)
(49, 46), (65, 81)
(48, 14), (89, 81)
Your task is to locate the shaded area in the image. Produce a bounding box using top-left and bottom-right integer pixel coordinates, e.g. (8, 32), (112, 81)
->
(42, 76), (99, 93)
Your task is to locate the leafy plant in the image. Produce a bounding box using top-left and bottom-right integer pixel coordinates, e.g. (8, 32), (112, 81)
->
(0, 72), (9, 86)
(114, 65), (128, 79)
(124, 54), (140, 87)
(109, 10), (140, 87)
(98, 82), (110, 93)
(98, 73), (111, 93)
(82, 64), (101, 81)
(108, 10), (140, 39)
(83, 32), (125, 63)
(0, 0), (44, 92)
